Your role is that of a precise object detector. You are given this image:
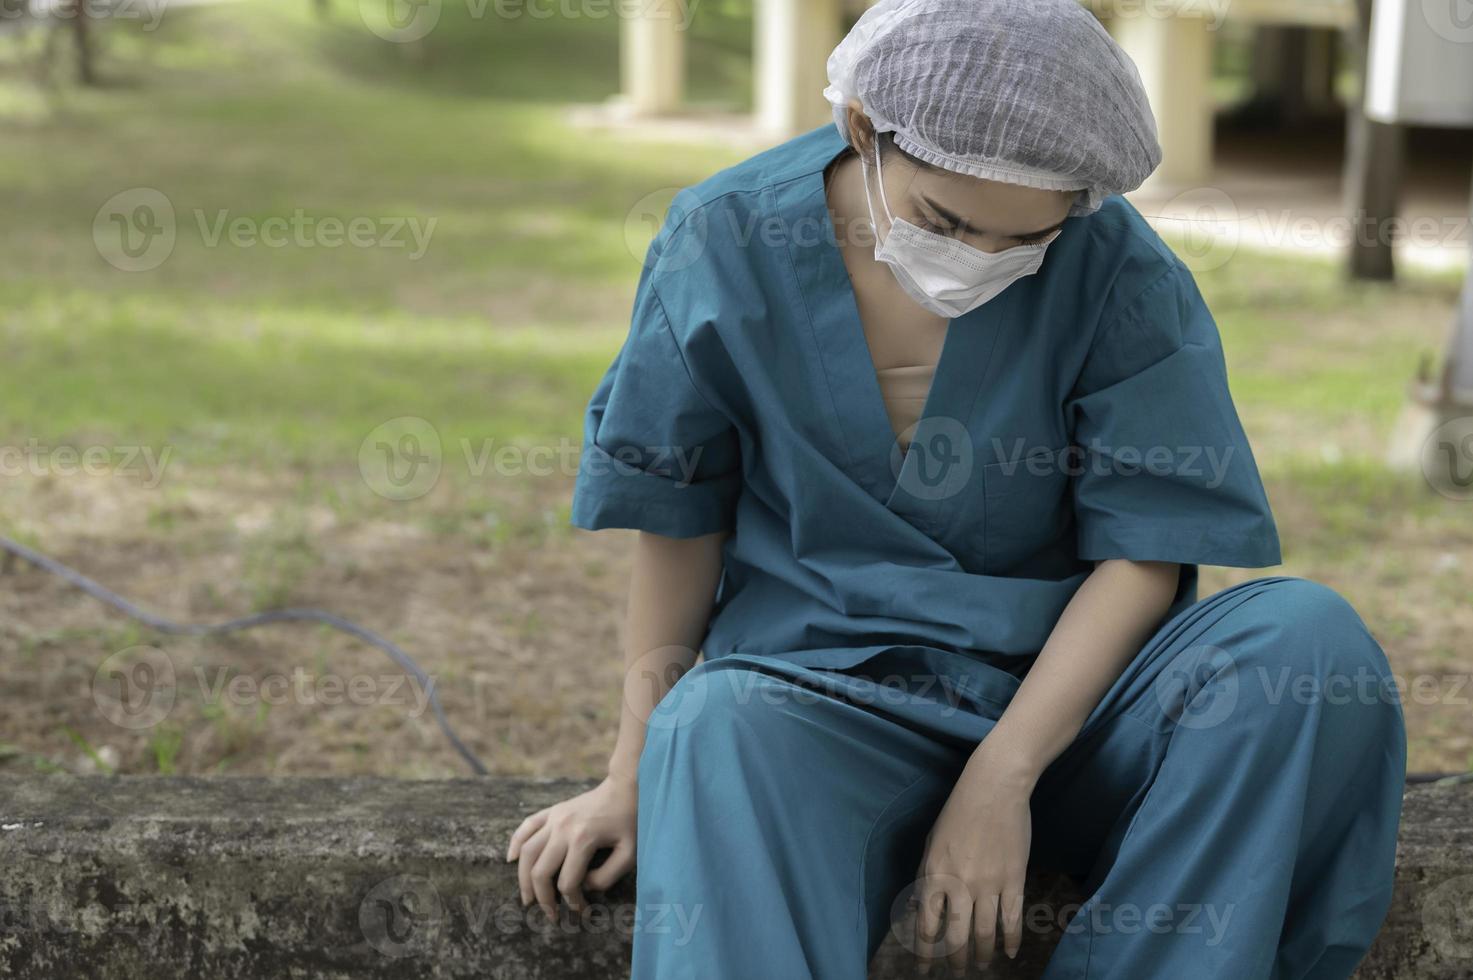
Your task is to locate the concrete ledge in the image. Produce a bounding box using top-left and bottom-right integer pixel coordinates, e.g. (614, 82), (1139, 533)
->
(0, 777), (1470, 978)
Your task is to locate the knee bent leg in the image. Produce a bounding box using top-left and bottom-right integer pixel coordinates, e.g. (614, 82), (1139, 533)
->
(639, 664), (810, 772)
(1226, 577), (1397, 719)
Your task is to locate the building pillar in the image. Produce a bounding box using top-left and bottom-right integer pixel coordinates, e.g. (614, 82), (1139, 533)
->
(620, 0), (687, 116)
(755, 0), (841, 137)
(1109, 12), (1215, 187)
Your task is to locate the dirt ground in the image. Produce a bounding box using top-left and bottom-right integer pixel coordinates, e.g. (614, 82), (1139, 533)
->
(2, 460), (1470, 780)
(0, 469), (632, 779)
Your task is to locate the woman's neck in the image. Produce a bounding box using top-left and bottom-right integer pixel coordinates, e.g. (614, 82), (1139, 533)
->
(824, 149), (875, 259)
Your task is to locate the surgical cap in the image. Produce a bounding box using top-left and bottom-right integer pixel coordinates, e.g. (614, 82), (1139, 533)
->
(824, 0), (1162, 213)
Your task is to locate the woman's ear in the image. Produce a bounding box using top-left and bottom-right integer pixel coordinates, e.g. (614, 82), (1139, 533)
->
(844, 101), (877, 160)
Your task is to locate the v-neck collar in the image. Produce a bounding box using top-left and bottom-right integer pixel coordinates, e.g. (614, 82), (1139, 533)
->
(779, 132), (1009, 521)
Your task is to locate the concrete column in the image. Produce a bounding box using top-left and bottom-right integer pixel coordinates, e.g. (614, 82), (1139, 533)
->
(619, 0), (686, 116)
(1449, 171), (1473, 396)
(755, 0), (841, 137)
(1109, 12), (1215, 187)
(1344, 0), (1404, 282)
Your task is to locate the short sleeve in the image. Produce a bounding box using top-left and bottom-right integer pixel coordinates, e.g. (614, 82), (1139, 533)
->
(571, 282), (741, 538)
(1067, 264), (1281, 568)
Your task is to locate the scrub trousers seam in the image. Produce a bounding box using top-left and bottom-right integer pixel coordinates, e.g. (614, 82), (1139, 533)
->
(853, 768), (942, 974)
(1067, 716), (1177, 980)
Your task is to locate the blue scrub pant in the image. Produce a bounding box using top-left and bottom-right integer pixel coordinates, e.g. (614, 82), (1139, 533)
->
(632, 578), (1407, 979)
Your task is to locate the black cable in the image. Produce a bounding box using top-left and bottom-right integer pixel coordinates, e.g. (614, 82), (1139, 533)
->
(0, 535), (488, 776)
(1405, 771), (1473, 785)
(5, 535), (1470, 787)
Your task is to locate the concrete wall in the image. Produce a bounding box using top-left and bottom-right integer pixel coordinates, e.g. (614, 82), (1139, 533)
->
(1, 776), (1470, 978)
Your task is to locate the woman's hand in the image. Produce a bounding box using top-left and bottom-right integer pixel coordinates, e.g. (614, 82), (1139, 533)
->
(912, 746), (1035, 975)
(904, 560), (1177, 973)
(505, 773), (639, 921)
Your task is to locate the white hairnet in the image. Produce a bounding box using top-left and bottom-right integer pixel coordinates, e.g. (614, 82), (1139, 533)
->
(824, 0), (1162, 213)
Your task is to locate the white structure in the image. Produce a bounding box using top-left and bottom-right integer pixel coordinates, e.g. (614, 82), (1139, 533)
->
(619, 0), (686, 116)
(753, 0), (841, 136)
(1093, 0), (1355, 186)
(617, 0), (1359, 186)
(1364, 0), (1473, 128)
(1364, 0), (1473, 418)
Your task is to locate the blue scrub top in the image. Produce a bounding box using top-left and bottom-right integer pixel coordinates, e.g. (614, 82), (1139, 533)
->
(572, 126), (1280, 671)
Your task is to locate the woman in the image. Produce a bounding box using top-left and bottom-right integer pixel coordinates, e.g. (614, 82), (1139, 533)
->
(508, 1), (1407, 976)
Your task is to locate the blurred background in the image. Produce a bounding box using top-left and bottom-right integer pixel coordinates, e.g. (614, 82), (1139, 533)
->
(1, 0), (1469, 780)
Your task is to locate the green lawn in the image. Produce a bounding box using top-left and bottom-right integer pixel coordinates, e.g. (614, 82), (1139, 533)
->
(1, 1), (1469, 777)
(2, 0), (753, 465)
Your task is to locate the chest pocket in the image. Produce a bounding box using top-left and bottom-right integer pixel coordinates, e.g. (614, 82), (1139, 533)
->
(981, 447), (1074, 575)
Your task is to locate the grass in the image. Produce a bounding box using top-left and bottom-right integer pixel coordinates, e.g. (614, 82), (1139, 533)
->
(0, 0), (1470, 777)
(1, 5), (742, 472)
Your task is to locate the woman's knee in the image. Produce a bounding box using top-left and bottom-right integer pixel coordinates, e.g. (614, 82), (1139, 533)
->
(639, 664), (804, 767)
(1228, 577), (1398, 719)
(1242, 577), (1384, 666)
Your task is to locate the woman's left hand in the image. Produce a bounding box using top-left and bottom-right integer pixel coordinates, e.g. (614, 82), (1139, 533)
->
(911, 746), (1035, 976)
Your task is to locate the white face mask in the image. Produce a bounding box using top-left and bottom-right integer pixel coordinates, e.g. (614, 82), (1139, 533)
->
(862, 148), (1056, 319)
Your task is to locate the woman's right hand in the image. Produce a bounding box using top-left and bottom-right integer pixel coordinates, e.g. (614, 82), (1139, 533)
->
(505, 773), (639, 921)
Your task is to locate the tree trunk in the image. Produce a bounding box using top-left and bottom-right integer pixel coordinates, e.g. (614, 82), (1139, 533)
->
(68, 0), (97, 86)
(1343, 0), (1405, 282)
(1448, 170), (1473, 396)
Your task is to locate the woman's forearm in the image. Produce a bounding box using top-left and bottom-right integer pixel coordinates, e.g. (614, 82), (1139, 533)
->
(607, 530), (728, 783)
(971, 559), (1180, 788)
